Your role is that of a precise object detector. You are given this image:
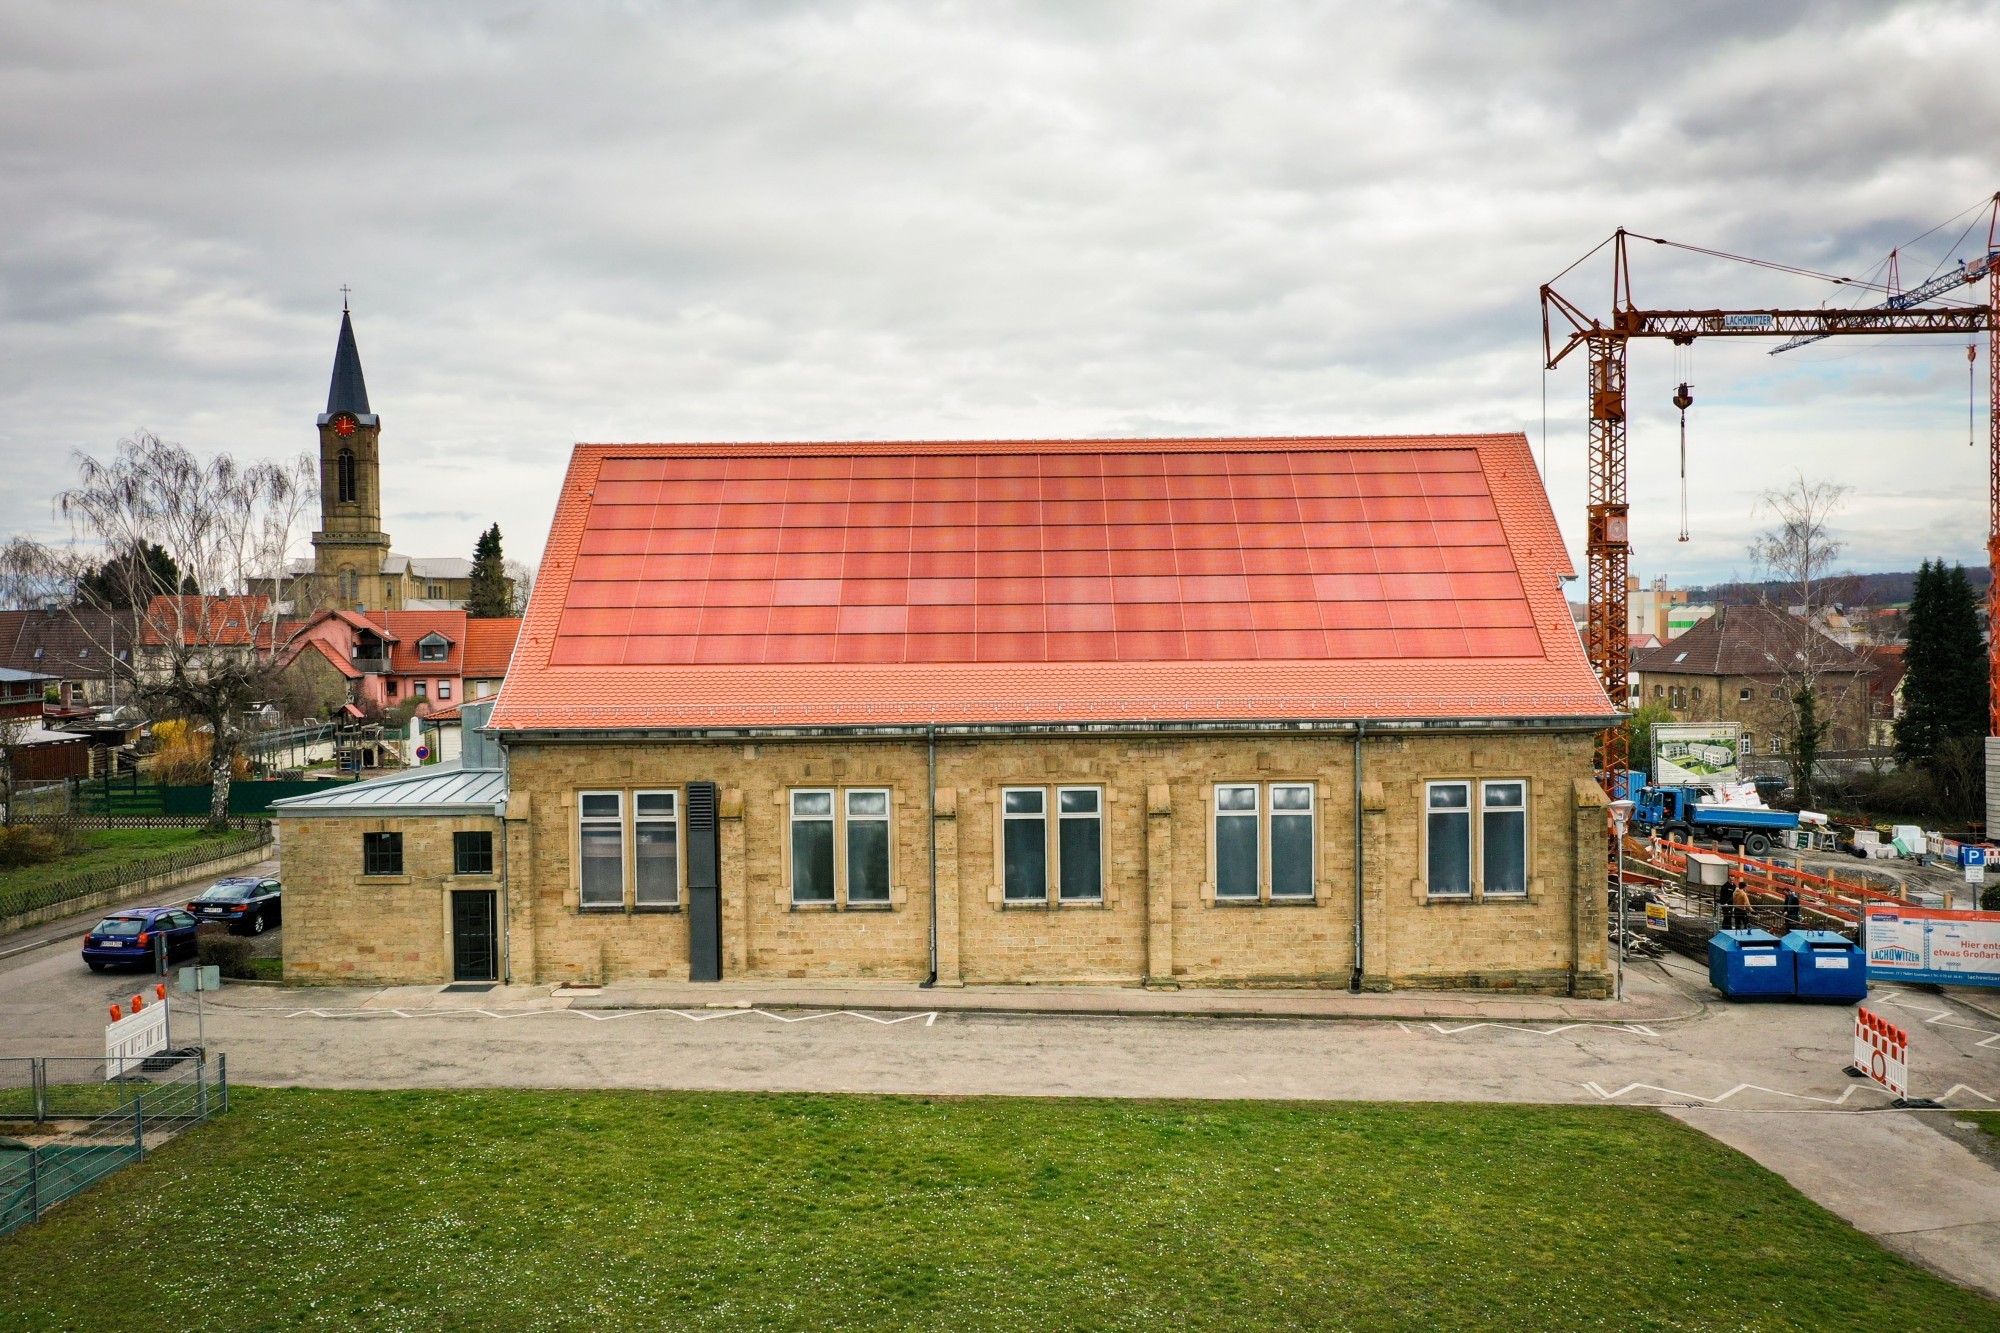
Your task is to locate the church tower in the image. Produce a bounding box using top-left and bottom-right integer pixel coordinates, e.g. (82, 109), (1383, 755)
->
(311, 304), (395, 610)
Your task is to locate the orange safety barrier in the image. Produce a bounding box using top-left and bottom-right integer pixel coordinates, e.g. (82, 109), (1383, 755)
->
(1638, 837), (1910, 924)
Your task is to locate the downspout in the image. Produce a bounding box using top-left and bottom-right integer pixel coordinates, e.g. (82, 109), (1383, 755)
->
(497, 736), (512, 985)
(1350, 719), (1366, 993)
(920, 724), (938, 988)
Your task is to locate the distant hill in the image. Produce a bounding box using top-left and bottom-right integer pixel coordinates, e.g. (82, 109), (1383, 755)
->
(1688, 567), (1992, 607)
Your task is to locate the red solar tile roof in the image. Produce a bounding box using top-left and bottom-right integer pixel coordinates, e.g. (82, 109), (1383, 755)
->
(491, 435), (1615, 730)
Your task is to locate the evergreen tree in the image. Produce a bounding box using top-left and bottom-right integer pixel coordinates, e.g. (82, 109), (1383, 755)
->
(466, 523), (513, 617)
(1897, 559), (1989, 765)
(75, 542), (181, 608)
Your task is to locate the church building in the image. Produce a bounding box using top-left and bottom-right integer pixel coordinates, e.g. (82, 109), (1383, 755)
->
(281, 306), (480, 612)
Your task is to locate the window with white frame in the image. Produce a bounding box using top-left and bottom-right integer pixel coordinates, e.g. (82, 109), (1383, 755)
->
(418, 634), (449, 661)
(1481, 781), (1528, 897)
(791, 790), (836, 903)
(578, 792), (624, 908)
(438, 681), (452, 700)
(1057, 787), (1102, 901)
(845, 789), (891, 904)
(1270, 783), (1315, 898)
(1002, 788), (1048, 900)
(634, 791), (679, 907)
(1425, 782), (1473, 898)
(1214, 784), (1260, 899)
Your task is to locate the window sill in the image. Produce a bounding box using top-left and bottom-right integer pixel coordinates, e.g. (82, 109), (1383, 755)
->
(1422, 894), (1478, 906)
(843, 900), (895, 911)
(577, 904), (625, 914)
(633, 904), (682, 914)
(361, 874), (411, 885)
(789, 900), (839, 912)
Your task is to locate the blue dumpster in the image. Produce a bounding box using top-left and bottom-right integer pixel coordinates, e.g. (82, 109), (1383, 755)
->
(1708, 929), (1793, 1000)
(1781, 930), (1867, 1002)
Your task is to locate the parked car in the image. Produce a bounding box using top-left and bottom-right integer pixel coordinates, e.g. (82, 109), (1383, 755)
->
(81, 907), (200, 972)
(186, 876), (283, 934)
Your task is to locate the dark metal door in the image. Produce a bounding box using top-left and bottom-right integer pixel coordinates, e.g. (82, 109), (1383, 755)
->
(687, 781), (721, 982)
(451, 891), (497, 982)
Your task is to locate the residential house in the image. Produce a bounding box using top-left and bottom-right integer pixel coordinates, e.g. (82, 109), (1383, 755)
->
(278, 433), (1619, 994)
(284, 610), (522, 718)
(0, 607), (137, 711)
(1631, 604), (1876, 763)
(133, 595), (276, 683)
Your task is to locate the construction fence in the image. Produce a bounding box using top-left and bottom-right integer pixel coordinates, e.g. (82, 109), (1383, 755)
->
(0, 1053), (228, 1236)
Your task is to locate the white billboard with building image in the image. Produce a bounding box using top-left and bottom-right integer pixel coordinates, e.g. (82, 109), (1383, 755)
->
(1651, 722), (1742, 786)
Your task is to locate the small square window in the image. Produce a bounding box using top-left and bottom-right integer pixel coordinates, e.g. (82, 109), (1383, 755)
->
(414, 681), (428, 699)
(363, 831), (403, 876)
(1739, 687), (1751, 702)
(453, 830), (493, 876)
(438, 681), (451, 700)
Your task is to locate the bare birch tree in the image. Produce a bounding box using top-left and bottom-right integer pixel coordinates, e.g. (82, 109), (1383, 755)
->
(1747, 473), (1863, 805)
(7, 432), (317, 829)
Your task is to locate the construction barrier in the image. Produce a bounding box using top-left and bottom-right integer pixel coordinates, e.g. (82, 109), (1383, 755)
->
(1852, 1007), (1908, 1098)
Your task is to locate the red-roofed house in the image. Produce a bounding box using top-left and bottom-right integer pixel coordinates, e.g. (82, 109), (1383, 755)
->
(282, 609), (521, 717)
(279, 434), (1619, 993)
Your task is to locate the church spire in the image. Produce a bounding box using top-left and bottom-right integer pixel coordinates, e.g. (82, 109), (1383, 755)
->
(326, 306), (371, 416)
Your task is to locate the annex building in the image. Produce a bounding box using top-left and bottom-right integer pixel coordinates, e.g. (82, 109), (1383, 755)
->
(277, 433), (1619, 994)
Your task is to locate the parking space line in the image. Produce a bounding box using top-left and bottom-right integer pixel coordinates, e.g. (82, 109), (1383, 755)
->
(1582, 1079), (1997, 1107)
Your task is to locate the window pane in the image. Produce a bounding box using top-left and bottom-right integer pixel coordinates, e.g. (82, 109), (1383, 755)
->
(793, 790), (833, 818)
(1428, 783), (1468, 811)
(1272, 813), (1313, 898)
(1271, 785), (1311, 811)
(1483, 781), (1527, 896)
(364, 832), (403, 876)
(792, 818), (834, 902)
(580, 825), (623, 906)
(847, 820), (890, 902)
(636, 792), (675, 817)
(847, 790), (889, 818)
(1059, 814), (1101, 900)
(1004, 789), (1044, 815)
(1216, 785), (1258, 812)
(636, 821), (678, 905)
(580, 793), (620, 819)
(1004, 816), (1047, 900)
(1427, 810), (1471, 896)
(1216, 814), (1258, 898)
(1059, 789), (1098, 815)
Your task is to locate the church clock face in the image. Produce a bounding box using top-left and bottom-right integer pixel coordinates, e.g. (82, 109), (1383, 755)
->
(333, 413), (358, 437)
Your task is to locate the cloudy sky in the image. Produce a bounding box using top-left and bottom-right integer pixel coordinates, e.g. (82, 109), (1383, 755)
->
(2, 0), (1995, 589)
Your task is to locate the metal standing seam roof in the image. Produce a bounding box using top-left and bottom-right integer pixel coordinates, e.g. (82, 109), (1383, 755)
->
(490, 433), (1618, 731)
(270, 765), (508, 817)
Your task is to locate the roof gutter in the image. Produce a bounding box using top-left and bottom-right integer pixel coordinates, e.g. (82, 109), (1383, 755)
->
(492, 715), (1623, 745)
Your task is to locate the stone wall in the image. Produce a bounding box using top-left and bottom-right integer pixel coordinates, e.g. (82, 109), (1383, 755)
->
(482, 727), (1609, 995)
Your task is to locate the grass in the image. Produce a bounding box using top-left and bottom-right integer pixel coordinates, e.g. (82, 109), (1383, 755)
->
(1, 1091), (1994, 1331)
(0, 828), (236, 903)
(1968, 1111), (2000, 1146)
(243, 956), (283, 981)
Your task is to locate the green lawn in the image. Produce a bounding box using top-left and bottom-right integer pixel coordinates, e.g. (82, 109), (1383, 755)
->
(1, 1091), (1994, 1331)
(0, 828), (236, 904)
(1969, 1111), (2000, 1145)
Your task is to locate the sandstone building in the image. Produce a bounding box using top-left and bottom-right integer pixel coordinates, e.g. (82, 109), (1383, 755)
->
(278, 433), (1618, 994)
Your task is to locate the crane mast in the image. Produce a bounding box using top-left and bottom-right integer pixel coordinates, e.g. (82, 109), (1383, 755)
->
(1541, 198), (2000, 792)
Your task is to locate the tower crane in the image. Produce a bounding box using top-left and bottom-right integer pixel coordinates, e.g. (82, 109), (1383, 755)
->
(1540, 194), (2000, 788)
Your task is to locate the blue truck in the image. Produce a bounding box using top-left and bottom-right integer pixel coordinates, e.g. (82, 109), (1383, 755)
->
(1626, 776), (1799, 858)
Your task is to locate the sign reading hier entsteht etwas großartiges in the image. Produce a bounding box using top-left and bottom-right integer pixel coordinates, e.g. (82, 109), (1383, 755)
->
(1864, 905), (2000, 989)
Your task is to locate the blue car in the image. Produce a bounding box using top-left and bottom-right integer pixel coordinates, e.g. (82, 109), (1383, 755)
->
(81, 907), (200, 972)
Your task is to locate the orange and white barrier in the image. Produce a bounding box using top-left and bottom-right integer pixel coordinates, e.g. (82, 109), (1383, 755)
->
(1853, 1007), (1908, 1098)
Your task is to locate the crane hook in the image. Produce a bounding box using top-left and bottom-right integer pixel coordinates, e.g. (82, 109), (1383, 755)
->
(1673, 382), (1692, 543)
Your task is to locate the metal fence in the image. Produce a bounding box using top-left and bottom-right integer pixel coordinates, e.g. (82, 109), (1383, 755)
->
(0, 825), (271, 921)
(0, 1053), (228, 1235)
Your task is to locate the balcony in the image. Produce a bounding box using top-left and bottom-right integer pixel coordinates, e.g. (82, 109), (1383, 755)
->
(352, 654), (389, 674)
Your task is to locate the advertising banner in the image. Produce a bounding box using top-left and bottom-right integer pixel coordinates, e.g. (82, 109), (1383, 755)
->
(1651, 723), (1742, 786)
(1863, 905), (2000, 989)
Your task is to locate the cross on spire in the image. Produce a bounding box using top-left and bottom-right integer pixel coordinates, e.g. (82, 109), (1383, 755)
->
(340, 284), (351, 311)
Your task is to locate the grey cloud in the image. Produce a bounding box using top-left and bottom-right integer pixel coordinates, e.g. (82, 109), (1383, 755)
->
(1, 0), (1995, 586)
